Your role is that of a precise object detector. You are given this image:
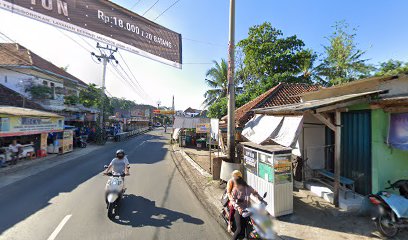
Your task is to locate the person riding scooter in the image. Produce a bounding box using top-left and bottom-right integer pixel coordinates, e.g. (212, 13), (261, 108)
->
(231, 177), (264, 240)
(104, 149), (130, 184)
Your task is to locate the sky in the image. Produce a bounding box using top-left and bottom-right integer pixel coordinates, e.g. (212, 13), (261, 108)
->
(1, 0), (408, 110)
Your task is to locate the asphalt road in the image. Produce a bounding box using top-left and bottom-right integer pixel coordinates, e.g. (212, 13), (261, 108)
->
(0, 129), (228, 240)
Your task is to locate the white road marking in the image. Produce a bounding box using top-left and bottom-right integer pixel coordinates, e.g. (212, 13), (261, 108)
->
(47, 214), (72, 240)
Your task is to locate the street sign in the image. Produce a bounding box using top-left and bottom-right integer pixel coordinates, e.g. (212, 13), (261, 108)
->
(153, 110), (175, 115)
(0, 0), (182, 68)
(196, 123), (210, 133)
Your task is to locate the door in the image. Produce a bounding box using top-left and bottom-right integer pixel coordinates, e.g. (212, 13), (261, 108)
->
(341, 111), (372, 195)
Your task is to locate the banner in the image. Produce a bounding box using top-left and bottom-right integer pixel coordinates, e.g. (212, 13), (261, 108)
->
(0, 0), (182, 68)
(196, 123), (210, 133)
(153, 110), (175, 115)
(388, 113), (408, 151)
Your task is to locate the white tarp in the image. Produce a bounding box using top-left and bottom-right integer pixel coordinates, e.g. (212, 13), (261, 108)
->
(210, 118), (219, 140)
(271, 116), (304, 148)
(173, 116), (210, 129)
(242, 115), (283, 144)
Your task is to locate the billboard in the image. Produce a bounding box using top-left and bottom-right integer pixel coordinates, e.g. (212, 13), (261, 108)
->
(195, 123), (210, 133)
(0, 0), (182, 68)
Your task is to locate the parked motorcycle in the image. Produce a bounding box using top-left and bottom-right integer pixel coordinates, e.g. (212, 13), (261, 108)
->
(369, 180), (408, 238)
(104, 165), (128, 219)
(221, 192), (276, 239)
(74, 135), (87, 148)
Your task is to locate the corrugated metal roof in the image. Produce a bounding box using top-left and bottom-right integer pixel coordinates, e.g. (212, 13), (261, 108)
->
(0, 106), (62, 117)
(254, 90), (385, 114)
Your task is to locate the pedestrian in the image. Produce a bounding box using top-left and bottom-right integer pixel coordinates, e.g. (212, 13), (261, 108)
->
(0, 148), (7, 168)
(9, 140), (22, 165)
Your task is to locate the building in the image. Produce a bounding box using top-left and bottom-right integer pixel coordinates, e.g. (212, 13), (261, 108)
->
(183, 107), (202, 118)
(0, 43), (97, 126)
(218, 83), (320, 150)
(249, 74), (408, 206)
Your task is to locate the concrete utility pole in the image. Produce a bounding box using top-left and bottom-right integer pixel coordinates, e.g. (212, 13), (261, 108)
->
(227, 0), (236, 162)
(91, 43), (118, 133)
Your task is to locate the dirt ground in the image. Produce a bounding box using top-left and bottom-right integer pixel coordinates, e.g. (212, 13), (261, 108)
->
(174, 145), (408, 240)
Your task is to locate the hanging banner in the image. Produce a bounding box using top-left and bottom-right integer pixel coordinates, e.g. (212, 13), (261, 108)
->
(388, 113), (408, 151)
(0, 0), (182, 68)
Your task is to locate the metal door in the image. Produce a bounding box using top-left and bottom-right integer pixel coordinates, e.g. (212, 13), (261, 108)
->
(341, 111), (372, 195)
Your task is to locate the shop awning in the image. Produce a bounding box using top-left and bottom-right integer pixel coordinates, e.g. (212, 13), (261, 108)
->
(173, 116), (210, 129)
(0, 106), (62, 118)
(254, 90), (385, 115)
(242, 115), (283, 144)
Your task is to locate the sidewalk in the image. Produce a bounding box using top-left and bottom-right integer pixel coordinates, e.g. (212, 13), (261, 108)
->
(170, 144), (403, 240)
(0, 143), (107, 189)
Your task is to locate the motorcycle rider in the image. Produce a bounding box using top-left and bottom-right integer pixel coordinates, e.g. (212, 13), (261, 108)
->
(226, 170), (242, 232)
(231, 177), (264, 240)
(104, 149), (130, 187)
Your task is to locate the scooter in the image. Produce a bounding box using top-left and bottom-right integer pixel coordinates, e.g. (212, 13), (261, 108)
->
(369, 180), (408, 238)
(221, 192), (276, 239)
(103, 165), (129, 219)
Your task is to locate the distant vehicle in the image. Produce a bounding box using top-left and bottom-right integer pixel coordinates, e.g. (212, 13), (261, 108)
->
(155, 122), (162, 127)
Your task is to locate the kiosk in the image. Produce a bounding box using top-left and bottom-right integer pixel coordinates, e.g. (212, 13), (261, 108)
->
(241, 142), (293, 217)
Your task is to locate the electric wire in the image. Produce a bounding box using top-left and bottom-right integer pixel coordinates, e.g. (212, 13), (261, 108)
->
(117, 51), (153, 101)
(130, 0), (142, 10)
(142, 0), (160, 16)
(154, 0), (180, 20)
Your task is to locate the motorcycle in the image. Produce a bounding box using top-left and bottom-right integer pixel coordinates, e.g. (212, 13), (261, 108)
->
(221, 192), (276, 239)
(103, 165), (129, 219)
(74, 135), (87, 148)
(368, 179), (408, 238)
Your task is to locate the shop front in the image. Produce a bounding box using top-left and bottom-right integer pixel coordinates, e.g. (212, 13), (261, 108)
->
(0, 107), (64, 160)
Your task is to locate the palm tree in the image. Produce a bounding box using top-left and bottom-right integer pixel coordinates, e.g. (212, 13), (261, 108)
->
(203, 59), (228, 107)
(297, 49), (324, 84)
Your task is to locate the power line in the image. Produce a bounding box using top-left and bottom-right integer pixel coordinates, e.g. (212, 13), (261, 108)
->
(130, 0), (142, 10)
(182, 37), (225, 47)
(117, 51), (152, 101)
(109, 63), (147, 103)
(142, 0), (160, 16)
(154, 0), (180, 20)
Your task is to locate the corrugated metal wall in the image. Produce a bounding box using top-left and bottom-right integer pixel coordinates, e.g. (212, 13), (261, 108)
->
(341, 111), (372, 195)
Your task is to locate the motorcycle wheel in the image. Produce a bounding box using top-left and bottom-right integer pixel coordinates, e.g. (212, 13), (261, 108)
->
(376, 213), (399, 238)
(107, 203), (115, 219)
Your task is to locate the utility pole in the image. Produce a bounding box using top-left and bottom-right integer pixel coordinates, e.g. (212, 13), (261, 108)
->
(91, 43), (118, 141)
(227, 0), (236, 162)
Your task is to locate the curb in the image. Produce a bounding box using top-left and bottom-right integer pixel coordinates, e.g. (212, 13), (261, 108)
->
(170, 144), (230, 239)
(179, 149), (212, 177)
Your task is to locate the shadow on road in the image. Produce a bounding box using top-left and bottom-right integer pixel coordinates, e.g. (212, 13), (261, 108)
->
(112, 194), (204, 228)
(0, 132), (168, 234)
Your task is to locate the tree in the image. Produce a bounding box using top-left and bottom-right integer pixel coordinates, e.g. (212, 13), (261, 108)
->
(317, 21), (373, 85)
(64, 95), (79, 105)
(237, 22), (312, 98)
(27, 85), (53, 99)
(375, 59), (408, 76)
(296, 49), (323, 84)
(79, 84), (101, 107)
(203, 59), (228, 107)
(207, 97), (228, 119)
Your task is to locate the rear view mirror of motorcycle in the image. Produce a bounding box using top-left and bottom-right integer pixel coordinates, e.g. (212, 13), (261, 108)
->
(104, 165), (108, 169)
(263, 192), (267, 198)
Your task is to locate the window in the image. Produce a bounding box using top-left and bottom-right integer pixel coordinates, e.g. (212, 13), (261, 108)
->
(0, 118), (10, 132)
(50, 82), (55, 87)
(4, 76), (7, 83)
(43, 80), (48, 86)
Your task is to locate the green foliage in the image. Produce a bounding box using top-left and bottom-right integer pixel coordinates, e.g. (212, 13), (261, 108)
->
(203, 59), (228, 107)
(237, 22), (313, 97)
(79, 84), (101, 107)
(110, 97), (136, 111)
(207, 97), (228, 119)
(64, 95), (79, 105)
(28, 85), (53, 99)
(375, 59), (408, 76)
(317, 21), (373, 85)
